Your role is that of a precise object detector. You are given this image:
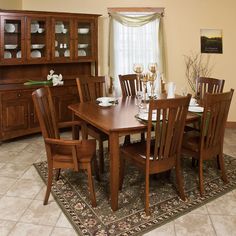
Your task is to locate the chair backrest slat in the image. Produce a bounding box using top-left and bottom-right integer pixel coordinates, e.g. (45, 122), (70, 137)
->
(32, 87), (59, 139)
(76, 76), (105, 102)
(201, 89), (234, 151)
(119, 74), (142, 97)
(196, 77), (225, 102)
(146, 95), (191, 162)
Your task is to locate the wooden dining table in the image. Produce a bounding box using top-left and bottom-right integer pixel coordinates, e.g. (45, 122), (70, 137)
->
(68, 96), (200, 211)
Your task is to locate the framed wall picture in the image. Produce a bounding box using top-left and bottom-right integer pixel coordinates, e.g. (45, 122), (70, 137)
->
(200, 29), (223, 54)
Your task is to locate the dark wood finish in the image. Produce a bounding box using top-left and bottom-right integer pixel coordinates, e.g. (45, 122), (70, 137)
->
(120, 95), (191, 215)
(195, 77), (225, 103)
(32, 87), (98, 206)
(76, 76), (108, 172)
(68, 96), (199, 211)
(182, 89), (234, 195)
(0, 9), (100, 141)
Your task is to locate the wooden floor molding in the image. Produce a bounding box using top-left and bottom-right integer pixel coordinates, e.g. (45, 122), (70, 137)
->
(226, 122), (236, 128)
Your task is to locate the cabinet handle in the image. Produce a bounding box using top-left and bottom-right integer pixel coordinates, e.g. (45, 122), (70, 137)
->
(17, 93), (21, 97)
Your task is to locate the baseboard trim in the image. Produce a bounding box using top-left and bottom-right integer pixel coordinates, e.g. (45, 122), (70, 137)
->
(226, 122), (236, 128)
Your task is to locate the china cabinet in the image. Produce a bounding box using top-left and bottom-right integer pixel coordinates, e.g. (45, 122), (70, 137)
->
(0, 9), (100, 141)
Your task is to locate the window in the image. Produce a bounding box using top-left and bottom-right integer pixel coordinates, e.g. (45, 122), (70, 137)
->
(108, 9), (164, 95)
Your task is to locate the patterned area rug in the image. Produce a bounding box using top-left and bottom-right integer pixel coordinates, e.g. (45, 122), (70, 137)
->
(34, 153), (236, 236)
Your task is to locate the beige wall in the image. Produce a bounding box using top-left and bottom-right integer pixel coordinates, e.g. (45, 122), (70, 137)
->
(0, 0), (22, 9)
(6, 0), (236, 121)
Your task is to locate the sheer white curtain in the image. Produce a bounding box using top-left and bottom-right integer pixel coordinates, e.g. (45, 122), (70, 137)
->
(109, 12), (163, 95)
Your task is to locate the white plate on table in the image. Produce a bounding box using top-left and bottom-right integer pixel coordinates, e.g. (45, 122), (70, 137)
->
(96, 97), (116, 103)
(99, 103), (112, 107)
(137, 113), (161, 121)
(188, 106), (204, 113)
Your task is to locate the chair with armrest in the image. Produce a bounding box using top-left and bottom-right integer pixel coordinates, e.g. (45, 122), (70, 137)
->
(120, 94), (191, 215)
(32, 86), (98, 207)
(195, 77), (225, 103)
(119, 74), (145, 144)
(76, 76), (108, 173)
(182, 89), (234, 196)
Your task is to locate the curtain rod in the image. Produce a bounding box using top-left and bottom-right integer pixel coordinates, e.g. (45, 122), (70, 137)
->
(108, 7), (165, 16)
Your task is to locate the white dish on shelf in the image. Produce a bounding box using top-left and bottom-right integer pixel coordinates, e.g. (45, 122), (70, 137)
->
(31, 50), (41, 58)
(55, 50), (59, 57)
(4, 51), (12, 59)
(37, 28), (45, 33)
(64, 49), (70, 57)
(78, 43), (88, 48)
(55, 22), (64, 33)
(5, 44), (17, 49)
(78, 28), (89, 34)
(31, 21), (40, 33)
(31, 44), (45, 49)
(5, 23), (15, 33)
(188, 106), (204, 113)
(78, 49), (86, 56)
(16, 51), (21, 58)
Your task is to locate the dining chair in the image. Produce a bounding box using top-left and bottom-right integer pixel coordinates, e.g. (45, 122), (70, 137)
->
(76, 76), (108, 173)
(119, 74), (145, 144)
(182, 89), (234, 196)
(195, 77), (225, 103)
(120, 94), (191, 215)
(119, 74), (143, 97)
(32, 86), (99, 207)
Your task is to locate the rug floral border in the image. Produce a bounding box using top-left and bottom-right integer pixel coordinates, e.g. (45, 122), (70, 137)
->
(34, 154), (236, 236)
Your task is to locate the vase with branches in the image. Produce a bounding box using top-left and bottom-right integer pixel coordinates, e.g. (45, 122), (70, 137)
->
(184, 52), (213, 95)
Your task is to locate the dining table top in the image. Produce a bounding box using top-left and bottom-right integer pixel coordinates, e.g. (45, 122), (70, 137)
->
(68, 96), (200, 135)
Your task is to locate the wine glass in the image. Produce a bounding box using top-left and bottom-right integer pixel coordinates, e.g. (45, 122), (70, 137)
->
(135, 90), (144, 114)
(148, 63), (157, 74)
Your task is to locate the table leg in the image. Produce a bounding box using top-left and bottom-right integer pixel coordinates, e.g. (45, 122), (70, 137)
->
(109, 132), (120, 211)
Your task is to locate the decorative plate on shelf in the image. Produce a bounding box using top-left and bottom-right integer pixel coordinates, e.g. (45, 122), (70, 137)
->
(31, 50), (41, 58)
(16, 51), (22, 58)
(31, 21), (40, 33)
(4, 23), (15, 33)
(55, 50), (59, 57)
(64, 49), (70, 57)
(78, 49), (86, 56)
(55, 22), (64, 33)
(4, 51), (12, 59)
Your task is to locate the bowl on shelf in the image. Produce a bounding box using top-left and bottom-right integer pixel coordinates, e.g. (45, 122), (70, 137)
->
(78, 28), (89, 34)
(38, 28), (45, 33)
(4, 23), (15, 33)
(31, 44), (45, 49)
(5, 44), (17, 49)
(78, 43), (88, 48)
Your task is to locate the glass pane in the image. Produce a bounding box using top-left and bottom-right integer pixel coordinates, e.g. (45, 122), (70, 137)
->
(30, 20), (46, 59)
(55, 20), (70, 58)
(4, 19), (22, 59)
(77, 22), (91, 57)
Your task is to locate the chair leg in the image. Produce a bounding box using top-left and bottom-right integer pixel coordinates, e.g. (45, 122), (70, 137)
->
(72, 125), (80, 140)
(56, 168), (61, 181)
(119, 156), (125, 190)
(44, 166), (53, 205)
(123, 135), (131, 146)
(87, 165), (97, 207)
(145, 173), (150, 216)
(98, 140), (104, 173)
(93, 155), (100, 181)
(198, 159), (204, 196)
(175, 161), (185, 201)
(141, 132), (145, 142)
(217, 153), (228, 183)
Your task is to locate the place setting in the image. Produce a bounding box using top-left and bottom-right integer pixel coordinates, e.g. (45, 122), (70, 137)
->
(188, 97), (204, 112)
(96, 96), (118, 107)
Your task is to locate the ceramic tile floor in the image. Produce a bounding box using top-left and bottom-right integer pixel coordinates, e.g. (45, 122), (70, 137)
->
(0, 129), (235, 236)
